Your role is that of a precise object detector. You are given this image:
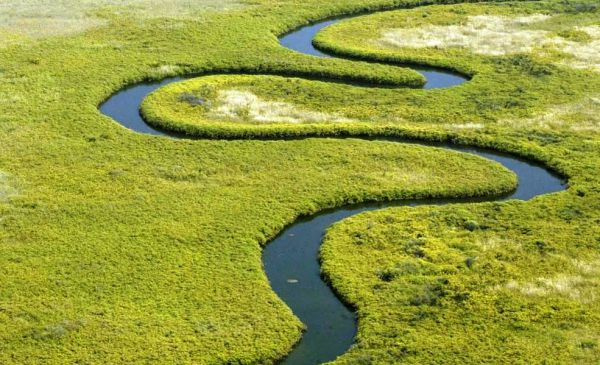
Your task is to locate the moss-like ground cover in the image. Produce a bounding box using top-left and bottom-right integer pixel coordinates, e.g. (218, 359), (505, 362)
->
(0, 0), (599, 363)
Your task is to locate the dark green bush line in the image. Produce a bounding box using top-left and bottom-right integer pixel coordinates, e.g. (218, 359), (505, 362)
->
(98, 62), (425, 111)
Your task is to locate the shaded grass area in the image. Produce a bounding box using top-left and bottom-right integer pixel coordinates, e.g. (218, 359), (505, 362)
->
(0, 0), (598, 363)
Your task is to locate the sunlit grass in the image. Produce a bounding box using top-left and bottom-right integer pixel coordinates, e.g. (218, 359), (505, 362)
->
(207, 89), (353, 123)
(0, 0), (242, 45)
(500, 94), (600, 132)
(380, 14), (552, 56)
(505, 274), (596, 302)
(0, 0), (599, 363)
(0, 172), (17, 203)
(378, 14), (600, 71)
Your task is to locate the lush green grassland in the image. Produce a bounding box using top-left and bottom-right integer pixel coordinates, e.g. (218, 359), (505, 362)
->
(0, 0), (599, 364)
(309, 2), (600, 363)
(1, 137), (514, 363)
(143, 1), (600, 138)
(322, 194), (600, 363)
(0, 0), (243, 46)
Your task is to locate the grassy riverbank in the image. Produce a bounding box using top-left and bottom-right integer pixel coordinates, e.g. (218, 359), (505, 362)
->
(312, 1), (600, 363)
(0, 0), (599, 363)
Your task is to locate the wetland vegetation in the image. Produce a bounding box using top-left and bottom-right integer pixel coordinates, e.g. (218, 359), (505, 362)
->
(0, 0), (599, 364)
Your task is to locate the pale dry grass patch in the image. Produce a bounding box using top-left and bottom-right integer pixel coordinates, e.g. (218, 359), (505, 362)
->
(581, 25), (600, 38)
(379, 15), (552, 56)
(506, 280), (549, 296)
(0, 28), (27, 48)
(504, 274), (596, 302)
(0, 0), (242, 44)
(0, 172), (17, 202)
(207, 90), (354, 124)
(540, 275), (584, 295)
(572, 258), (600, 274)
(149, 65), (182, 78)
(557, 26), (600, 71)
(444, 122), (485, 130)
(0, 92), (24, 105)
(379, 15), (600, 71)
(473, 236), (513, 251)
(500, 95), (600, 132)
(375, 170), (431, 185)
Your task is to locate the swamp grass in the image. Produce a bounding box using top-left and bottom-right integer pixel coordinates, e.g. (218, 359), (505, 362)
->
(0, 0), (599, 363)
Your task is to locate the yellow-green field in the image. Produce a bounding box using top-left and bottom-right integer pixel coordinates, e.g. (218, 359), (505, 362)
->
(0, 0), (599, 364)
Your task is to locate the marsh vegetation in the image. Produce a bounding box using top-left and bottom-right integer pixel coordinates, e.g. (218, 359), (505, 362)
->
(0, 0), (598, 363)
(0, 0), (242, 45)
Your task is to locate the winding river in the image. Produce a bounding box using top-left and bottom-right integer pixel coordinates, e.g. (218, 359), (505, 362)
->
(99, 12), (566, 365)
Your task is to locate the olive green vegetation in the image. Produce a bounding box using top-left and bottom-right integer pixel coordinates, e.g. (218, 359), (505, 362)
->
(0, 137), (514, 364)
(0, 0), (598, 364)
(141, 0), (600, 363)
(143, 1), (600, 138)
(316, 2), (599, 363)
(322, 196), (600, 364)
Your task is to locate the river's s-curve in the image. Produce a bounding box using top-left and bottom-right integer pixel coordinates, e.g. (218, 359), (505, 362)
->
(279, 17), (467, 89)
(99, 11), (566, 365)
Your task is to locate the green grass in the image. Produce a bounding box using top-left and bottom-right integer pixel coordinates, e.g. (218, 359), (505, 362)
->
(142, 1), (600, 138)
(0, 138), (515, 364)
(322, 195), (600, 363)
(0, 0), (599, 363)
(0, 0), (243, 46)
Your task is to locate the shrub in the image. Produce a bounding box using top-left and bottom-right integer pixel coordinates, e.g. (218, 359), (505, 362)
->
(465, 256), (476, 268)
(178, 92), (208, 107)
(464, 220), (479, 231)
(404, 238), (426, 257)
(410, 278), (449, 306)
